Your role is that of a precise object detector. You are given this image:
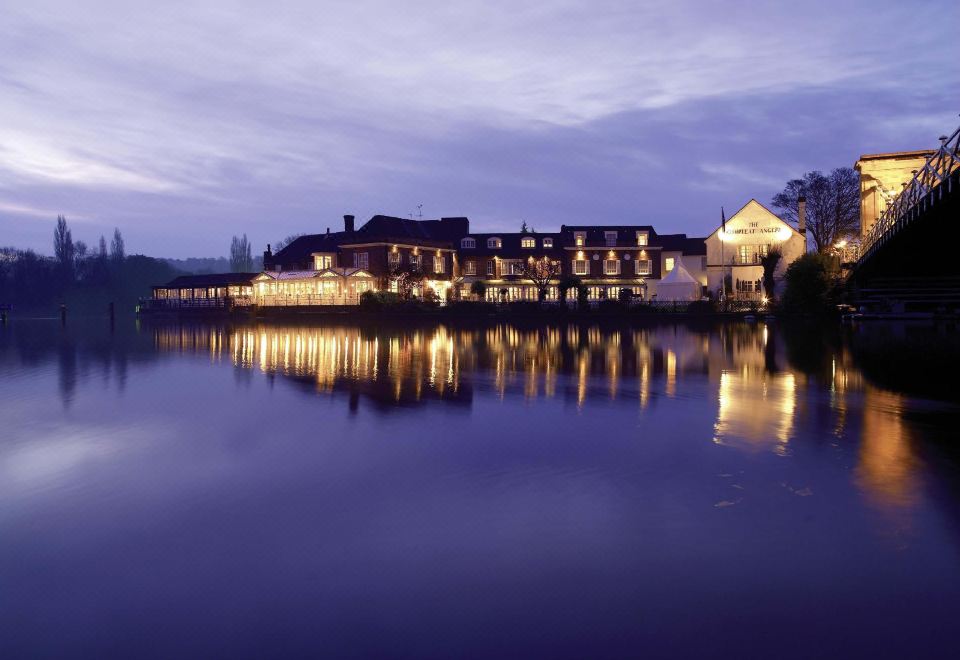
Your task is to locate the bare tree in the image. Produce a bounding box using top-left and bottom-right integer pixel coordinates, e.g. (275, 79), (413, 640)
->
(521, 256), (561, 302)
(110, 228), (125, 262)
(230, 234), (253, 271)
(98, 235), (108, 260)
(772, 168), (859, 253)
(53, 215), (75, 281)
(389, 264), (424, 300)
(275, 233), (306, 251)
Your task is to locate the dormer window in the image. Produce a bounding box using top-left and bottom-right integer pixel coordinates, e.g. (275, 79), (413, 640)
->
(521, 237), (535, 248)
(636, 231), (648, 246)
(542, 238), (553, 248)
(604, 231), (618, 247)
(487, 237), (502, 249)
(461, 237), (476, 249)
(574, 232), (586, 247)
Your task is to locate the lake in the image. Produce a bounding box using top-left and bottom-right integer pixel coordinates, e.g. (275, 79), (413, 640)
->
(2, 317), (959, 658)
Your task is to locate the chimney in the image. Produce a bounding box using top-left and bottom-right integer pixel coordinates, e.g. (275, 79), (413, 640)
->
(262, 244), (273, 271)
(797, 196), (806, 235)
(344, 214), (355, 233)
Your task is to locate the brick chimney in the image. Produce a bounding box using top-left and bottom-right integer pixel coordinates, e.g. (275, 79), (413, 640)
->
(263, 244), (273, 271)
(344, 214), (355, 233)
(797, 196), (806, 235)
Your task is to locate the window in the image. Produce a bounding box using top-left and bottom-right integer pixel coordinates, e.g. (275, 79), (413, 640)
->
(521, 237), (536, 248)
(433, 255), (444, 274)
(738, 245), (752, 265)
(636, 232), (648, 246)
(604, 231), (618, 247)
(574, 231), (586, 247)
(487, 260), (495, 276)
(461, 237), (476, 249)
(487, 237), (502, 249)
(759, 244), (769, 257)
(409, 253), (421, 269)
(573, 259), (588, 276)
(542, 238), (553, 248)
(353, 252), (369, 269)
(314, 254), (333, 270)
(509, 261), (524, 276)
(464, 261), (476, 275)
(604, 259), (620, 275)
(664, 257), (675, 272)
(635, 259), (651, 275)
(387, 251), (400, 268)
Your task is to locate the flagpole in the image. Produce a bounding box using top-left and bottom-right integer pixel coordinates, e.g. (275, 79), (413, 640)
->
(719, 207), (726, 304)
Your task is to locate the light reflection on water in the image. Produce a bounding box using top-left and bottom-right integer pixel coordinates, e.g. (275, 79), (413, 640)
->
(1, 319), (959, 658)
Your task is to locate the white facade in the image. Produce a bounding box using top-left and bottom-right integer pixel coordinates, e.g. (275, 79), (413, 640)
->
(705, 200), (806, 300)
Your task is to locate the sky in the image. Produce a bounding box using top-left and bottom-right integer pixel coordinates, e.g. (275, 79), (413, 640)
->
(1, 0), (957, 258)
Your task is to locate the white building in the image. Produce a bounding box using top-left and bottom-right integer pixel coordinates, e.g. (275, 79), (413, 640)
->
(705, 200), (806, 301)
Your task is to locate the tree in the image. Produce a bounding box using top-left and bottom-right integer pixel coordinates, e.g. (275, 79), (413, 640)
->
(111, 228), (125, 263)
(782, 253), (831, 314)
(521, 256), (560, 303)
(772, 168), (859, 253)
(520, 220), (529, 234)
(53, 215), (75, 282)
(230, 234), (253, 271)
(390, 264), (424, 300)
(758, 246), (783, 301)
(98, 235), (108, 260)
(275, 233), (305, 251)
(469, 280), (487, 300)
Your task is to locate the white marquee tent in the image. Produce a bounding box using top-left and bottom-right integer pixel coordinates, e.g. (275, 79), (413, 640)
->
(656, 261), (702, 301)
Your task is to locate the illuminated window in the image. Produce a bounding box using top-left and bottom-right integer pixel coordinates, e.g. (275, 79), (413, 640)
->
(738, 245), (751, 264)
(409, 253), (421, 269)
(487, 237), (502, 249)
(314, 254), (332, 269)
(487, 260), (495, 276)
(574, 231), (586, 246)
(461, 237), (476, 249)
(521, 237), (535, 248)
(636, 232), (648, 246)
(635, 259), (652, 275)
(387, 252), (400, 268)
(604, 259), (620, 275)
(464, 261), (476, 275)
(509, 261), (524, 275)
(353, 252), (369, 269)
(434, 255), (445, 274)
(604, 231), (618, 246)
(542, 238), (553, 248)
(573, 259), (588, 276)
(664, 257), (675, 272)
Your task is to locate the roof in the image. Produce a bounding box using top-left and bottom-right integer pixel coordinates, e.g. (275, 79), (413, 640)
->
(658, 233), (707, 255)
(856, 150), (936, 162)
(257, 267), (374, 280)
(156, 272), (259, 289)
(271, 231), (349, 264)
(459, 232), (565, 257)
(347, 215), (470, 247)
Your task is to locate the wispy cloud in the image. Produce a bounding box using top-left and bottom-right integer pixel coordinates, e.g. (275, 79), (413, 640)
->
(0, 0), (956, 255)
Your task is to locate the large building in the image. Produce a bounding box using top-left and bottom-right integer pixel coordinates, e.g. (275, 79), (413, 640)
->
(704, 200), (806, 300)
(264, 214), (708, 303)
(855, 150), (935, 240)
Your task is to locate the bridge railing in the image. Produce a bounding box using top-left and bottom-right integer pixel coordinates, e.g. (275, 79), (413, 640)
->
(860, 124), (960, 262)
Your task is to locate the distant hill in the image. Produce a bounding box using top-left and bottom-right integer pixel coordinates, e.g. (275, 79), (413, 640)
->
(162, 256), (263, 274)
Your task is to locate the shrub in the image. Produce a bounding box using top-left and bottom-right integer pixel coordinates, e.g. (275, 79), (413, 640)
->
(782, 253), (831, 314)
(469, 280), (487, 300)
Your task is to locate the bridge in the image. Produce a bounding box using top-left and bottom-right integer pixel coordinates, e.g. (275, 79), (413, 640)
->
(852, 124), (960, 314)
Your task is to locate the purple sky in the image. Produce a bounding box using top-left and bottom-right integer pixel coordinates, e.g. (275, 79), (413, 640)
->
(2, 0), (957, 258)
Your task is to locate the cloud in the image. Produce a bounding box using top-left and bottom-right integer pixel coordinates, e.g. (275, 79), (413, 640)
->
(0, 0), (957, 255)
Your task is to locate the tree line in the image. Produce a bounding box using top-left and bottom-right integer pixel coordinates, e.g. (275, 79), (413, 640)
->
(0, 216), (177, 314)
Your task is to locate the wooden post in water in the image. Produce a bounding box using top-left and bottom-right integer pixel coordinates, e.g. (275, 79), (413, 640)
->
(60, 303), (67, 325)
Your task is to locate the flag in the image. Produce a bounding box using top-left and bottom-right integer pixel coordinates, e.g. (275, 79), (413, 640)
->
(721, 206), (726, 233)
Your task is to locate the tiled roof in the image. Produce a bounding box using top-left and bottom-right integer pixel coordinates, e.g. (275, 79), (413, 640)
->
(459, 232), (565, 257)
(156, 272), (259, 288)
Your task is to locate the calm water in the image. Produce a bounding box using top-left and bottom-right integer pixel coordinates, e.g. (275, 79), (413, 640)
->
(2, 318), (959, 658)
